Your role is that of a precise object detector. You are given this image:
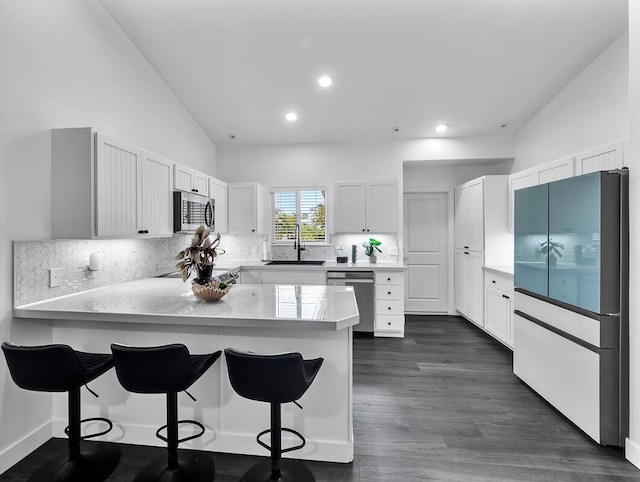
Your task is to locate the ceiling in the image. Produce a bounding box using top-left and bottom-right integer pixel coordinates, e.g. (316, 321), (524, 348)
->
(99, 0), (628, 146)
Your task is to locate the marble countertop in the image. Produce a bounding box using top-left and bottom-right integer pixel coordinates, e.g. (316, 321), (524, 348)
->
(14, 278), (359, 331)
(213, 259), (406, 272)
(483, 265), (514, 277)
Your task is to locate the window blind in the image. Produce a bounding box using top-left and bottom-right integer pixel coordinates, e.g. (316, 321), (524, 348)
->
(272, 189), (326, 242)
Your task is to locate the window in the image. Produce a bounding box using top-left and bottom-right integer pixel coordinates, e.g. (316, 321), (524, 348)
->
(271, 188), (326, 243)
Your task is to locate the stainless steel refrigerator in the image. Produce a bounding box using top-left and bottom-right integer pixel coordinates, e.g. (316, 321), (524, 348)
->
(513, 169), (628, 446)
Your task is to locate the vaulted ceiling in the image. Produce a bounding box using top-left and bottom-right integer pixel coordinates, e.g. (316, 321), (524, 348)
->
(99, 0), (628, 145)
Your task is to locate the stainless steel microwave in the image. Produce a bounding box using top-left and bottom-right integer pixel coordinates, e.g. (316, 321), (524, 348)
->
(173, 191), (214, 232)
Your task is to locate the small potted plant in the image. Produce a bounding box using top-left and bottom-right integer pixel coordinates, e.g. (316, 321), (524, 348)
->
(539, 239), (564, 267)
(362, 238), (382, 263)
(175, 225), (225, 284)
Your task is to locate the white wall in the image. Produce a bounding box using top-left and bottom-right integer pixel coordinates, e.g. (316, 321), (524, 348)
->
(403, 161), (512, 191)
(218, 136), (515, 187)
(0, 0), (216, 472)
(626, 1), (640, 469)
(217, 136), (514, 261)
(513, 32), (629, 172)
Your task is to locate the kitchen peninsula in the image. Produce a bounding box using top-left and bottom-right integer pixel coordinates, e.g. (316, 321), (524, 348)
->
(14, 278), (358, 463)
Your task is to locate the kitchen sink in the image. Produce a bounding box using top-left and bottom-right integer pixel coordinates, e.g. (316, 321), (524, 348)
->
(264, 260), (326, 266)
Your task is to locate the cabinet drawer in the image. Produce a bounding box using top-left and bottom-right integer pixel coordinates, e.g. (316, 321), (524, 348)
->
(484, 273), (512, 293)
(375, 314), (404, 331)
(375, 285), (404, 300)
(376, 300), (404, 316)
(376, 271), (404, 285)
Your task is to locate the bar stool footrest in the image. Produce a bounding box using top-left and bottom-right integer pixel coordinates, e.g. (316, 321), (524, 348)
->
(256, 427), (306, 454)
(155, 419), (205, 445)
(64, 417), (114, 440)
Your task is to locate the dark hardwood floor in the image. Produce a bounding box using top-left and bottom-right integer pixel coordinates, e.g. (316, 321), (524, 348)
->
(2, 315), (639, 481)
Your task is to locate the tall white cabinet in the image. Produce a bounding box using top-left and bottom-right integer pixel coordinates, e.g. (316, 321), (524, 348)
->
(454, 175), (510, 328)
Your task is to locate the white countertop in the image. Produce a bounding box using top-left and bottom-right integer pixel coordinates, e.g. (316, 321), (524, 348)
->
(483, 265), (514, 278)
(213, 258), (406, 271)
(14, 278), (359, 331)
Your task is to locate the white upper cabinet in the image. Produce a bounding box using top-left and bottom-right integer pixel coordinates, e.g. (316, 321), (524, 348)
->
(366, 181), (399, 233)
(334, 182), (366, 232)
(537, 156), (574, 184)
(52, 128), (174, 239)
(454, 177), (484, 252)
(95, 135), (141, 237)
(228, 182), (267, 234)
(174, 162), (209, 197)
(139, 150), (174, 237)
(209, 176), (228, 234)
(334, 180), (398, 233)
(574, 140), (625, 175)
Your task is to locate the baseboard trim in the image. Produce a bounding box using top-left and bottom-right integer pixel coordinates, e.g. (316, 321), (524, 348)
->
(626, 437), (640, 469)
(0, 422), (51, 475)
(52, 420), (353, 463)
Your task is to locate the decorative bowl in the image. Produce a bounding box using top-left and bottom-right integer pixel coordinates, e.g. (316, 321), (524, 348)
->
(192, 283), (232, 302)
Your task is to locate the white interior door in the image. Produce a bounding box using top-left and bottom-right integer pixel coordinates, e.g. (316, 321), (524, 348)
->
(403, 192), (448, 313)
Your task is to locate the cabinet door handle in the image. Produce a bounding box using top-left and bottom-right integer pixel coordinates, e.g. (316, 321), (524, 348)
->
(464, 246), (469, 249)
(387, 306), (391, 310)
(492, 280), (496, 284)
(362, 228), (365, 232)
(387, 322), (392, 326)
(387, 277), (391, 281)
(502, 294), (510, 299)
(464, 252), (469, 255)
(388, 291), (391, 295)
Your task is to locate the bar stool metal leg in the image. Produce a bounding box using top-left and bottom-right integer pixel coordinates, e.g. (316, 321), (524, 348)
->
(240, 401), (315, 482)
(28, 388), (121, 482)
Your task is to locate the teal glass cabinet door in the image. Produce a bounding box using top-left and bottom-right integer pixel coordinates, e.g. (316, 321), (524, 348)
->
(547, 173), (601, 313)
(514, 184), (548, 297)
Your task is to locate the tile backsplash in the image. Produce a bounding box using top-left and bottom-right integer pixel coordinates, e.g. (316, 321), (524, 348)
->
(14, 232), (399, 306)
(14, 235), (191, 305)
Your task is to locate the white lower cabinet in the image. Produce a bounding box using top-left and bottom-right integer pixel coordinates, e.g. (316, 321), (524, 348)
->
(454, 250), (484, 327)
(259, 270), (326, 285)
(484, 271), (514, 348)
(374, 270), (405, 337)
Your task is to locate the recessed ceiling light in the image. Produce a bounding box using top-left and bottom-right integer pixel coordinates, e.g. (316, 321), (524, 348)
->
(318, 75), (333, 87)
(435, 124), (449, 133)
(391, 127), (401, 133)
(228, 134), (237, 140)
(285, 112), (298, 122)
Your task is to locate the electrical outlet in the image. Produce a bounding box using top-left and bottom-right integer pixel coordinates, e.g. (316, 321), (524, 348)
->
(49, 268), (62, 288)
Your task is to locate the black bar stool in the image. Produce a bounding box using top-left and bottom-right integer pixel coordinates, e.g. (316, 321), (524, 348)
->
(111, 343), (221, 482)
(1, 342), (120, 482)
(224, 348), (323, 482)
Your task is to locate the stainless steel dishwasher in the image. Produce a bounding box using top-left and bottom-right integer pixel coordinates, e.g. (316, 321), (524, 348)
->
(326, 271), (375, 333)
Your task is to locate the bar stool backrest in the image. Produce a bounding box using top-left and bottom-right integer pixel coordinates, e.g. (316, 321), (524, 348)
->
(224, 348), (319, 404)
(111, 343), (204, 394)
(1, 342), (89, 392)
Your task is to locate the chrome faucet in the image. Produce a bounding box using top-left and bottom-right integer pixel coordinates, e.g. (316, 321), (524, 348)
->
(294, 223), (305, 261)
